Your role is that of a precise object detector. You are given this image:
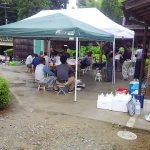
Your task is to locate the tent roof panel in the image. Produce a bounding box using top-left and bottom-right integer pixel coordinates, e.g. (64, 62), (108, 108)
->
(0, 13), (114, 41)
(26, 8), (134, 38)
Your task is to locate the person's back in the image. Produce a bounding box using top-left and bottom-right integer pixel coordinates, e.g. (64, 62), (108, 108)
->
(35, 64), (45, 82)
(81, 54), (91, 69)
(25, 54), (33, 65)
(44, 53), (50, 67)
(56, 64), (70, 82)
(32, 55), (40, 69)
(136, 48), (143, 60)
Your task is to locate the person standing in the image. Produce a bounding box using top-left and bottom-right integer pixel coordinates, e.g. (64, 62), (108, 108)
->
(134, 44), (143, 79)
(105, 43), (113, 82)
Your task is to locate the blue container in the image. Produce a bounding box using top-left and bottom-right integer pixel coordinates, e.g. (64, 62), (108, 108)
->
(129, 80), (139, 94)
(129, 80), (146, 94)
(131, 94), (144, 108)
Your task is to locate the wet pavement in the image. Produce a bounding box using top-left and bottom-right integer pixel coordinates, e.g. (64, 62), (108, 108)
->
(0, 64), (150, 149)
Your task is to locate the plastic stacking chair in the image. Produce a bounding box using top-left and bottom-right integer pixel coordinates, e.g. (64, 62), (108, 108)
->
(35, 80), (46, 92)
(95, 72), (102, 82)
(38, 83), (46, 91)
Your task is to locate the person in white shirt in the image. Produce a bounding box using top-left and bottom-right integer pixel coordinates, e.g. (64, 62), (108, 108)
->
(115, 52), (123, 72)
(25, 53), (34, 73)
(44, 52), (50, 67)
(35, 57), (56, 90)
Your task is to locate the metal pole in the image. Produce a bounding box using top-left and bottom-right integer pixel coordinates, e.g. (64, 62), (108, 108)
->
(112, 38), (116, 85)
(74, 37), (78, 102)
(4, 3), (7, 24)
(138, 24), (148, 95)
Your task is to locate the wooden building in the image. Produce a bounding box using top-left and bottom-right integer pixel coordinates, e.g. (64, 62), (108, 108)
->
(123, 0), (150, 96)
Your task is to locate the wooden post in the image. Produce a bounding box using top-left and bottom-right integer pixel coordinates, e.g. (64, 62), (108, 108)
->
(138, 24), (148, 95)
(100, 41), (102, 64)
(146, 53), (150, 95)
(96, 41), (102, 63)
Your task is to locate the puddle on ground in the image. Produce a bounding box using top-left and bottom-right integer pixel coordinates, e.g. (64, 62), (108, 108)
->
(2, 68), (21, 73)
(9, 83), (26, 87)
(24, 107), (34, 112)
(9, 79), (36, 88)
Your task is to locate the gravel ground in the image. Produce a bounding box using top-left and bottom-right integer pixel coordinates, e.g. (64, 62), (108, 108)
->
(0, 98), (150, 150)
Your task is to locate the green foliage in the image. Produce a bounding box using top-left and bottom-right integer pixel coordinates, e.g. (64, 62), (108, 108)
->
(80, 45), (100, 57)
(16, 0), (49, 20)
(101, 0), (123, 24)
(0, 0), (69, 24)
(67, 49), (75, 58)
(0, 77), (11, 109)
(77, 0), (102, 9)
(77, 0), (123, 24)
(50, 0), (68, 9)
(4, 48), (13, 56)
(0, 0), (17, 25)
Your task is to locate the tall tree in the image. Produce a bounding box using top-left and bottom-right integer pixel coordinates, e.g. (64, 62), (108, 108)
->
(0, 0), (17, 25)
(0, 0), (69, 25)
(16, 0), (49, 20)
(101, 0), (123, 24)
(77, 0), (97, 8)
(50, 0), (68, 9)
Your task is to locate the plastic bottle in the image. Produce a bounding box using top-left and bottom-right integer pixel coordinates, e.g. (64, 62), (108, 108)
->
(132, 95), (136, 104)
(135, 100), (141, 115)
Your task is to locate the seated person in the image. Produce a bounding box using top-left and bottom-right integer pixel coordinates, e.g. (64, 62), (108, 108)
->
(54, 55), (75, 93)
(35, 57), (56, 90)
(92, 53), (106, 70)
(62, 46), (70, 58)
(50, 54), (56, 64)
(44, 52), (50, 67)
(25, 53), (34, 73)
(80, 52), (91, 69)
(32, 54), (40, 71)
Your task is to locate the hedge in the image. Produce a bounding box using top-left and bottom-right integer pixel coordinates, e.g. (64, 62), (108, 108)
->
(0, 77), (11, 109)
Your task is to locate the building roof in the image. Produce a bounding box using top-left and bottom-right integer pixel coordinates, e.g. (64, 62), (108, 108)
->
(123, 0), (150, 25)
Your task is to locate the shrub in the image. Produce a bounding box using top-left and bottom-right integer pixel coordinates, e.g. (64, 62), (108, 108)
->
(0, 77), (11, 109)
(4, 48), (13, 56)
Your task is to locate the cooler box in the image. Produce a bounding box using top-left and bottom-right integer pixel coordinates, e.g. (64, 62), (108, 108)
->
(111, 99), (129, 112)
(97, 98), (112, 110)
(129, 81), (139, 94)
(116, 88), (128, 94)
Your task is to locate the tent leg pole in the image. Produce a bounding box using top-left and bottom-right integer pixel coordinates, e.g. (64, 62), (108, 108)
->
(74, 37), (79, 102)
(47, 40), (51, 58)
(79, 41), (80, 57)
(112, 38), (116, 85)
(131, 38), (135, 58)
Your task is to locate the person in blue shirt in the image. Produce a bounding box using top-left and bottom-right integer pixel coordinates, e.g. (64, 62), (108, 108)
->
(32, 54), (40, 71)
(80, 52), (91, 69)
(35, 57), (56, 90)
(54, 55), (75, 93)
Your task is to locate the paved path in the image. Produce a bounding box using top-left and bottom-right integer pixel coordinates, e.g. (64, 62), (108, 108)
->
(1, 65), (150, 131)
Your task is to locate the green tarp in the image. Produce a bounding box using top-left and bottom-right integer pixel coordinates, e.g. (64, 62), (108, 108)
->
(0, 13), (114, 41)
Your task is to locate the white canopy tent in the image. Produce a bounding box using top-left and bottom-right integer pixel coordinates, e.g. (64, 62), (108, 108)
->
(26, 8), (134, 39)
(27, 8), (135, 85)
